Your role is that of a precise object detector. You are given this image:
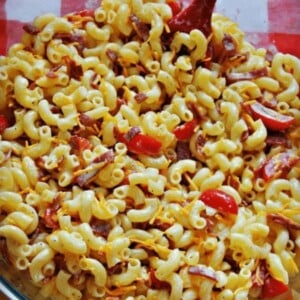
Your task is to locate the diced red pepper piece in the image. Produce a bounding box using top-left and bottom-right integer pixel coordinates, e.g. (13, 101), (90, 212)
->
(248, 101), (294, 131)
(168, 0), (216, 36)
(173, 119), (198, 140)
(199, 189), (238, 215)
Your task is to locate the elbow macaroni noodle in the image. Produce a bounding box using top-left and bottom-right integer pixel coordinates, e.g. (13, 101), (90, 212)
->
(0, 0), (300, 299)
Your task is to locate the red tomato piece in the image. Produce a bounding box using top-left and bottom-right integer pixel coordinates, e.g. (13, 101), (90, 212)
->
(256, 152), (300, 182)
(261, 277), (289, 298)
(173, 119), (198, 140)
(199, 189), (238, 215)
(115, 127), (162, 156)
(167, 0), (182, 16)
(127, 133), (162, 156)
(248, 101), (294, 131)
(0, 114), (9, 134)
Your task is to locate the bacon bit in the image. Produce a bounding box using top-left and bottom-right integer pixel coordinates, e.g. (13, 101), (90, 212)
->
(108, 262), (125, 276)
(46, 71), (59, 78)
(227, 175), (240, 190)
(129, 14), (150, 41)
(223, 34), (237, 57)
(79, 113), (97, 127)
(49, 105), (60, 114)
(134, 92), (148, 103)
(46, 64), (62, 78)
(74, 151), (114, 187)
(135, 278), (149, 296)
(90, 218), (112, 238)
(75, 169), (98, 187)
(105, 285), (136, 296)
(188, 102), (206, 122)
(241, 130), (249, 142)
(43, 194), (62, 229)
(265, 45), (278, 63)
(160, 32), (174, 51)
(205, 217), (217, 234)
(267, 213), (300, 230)
(89, 72), (100, 89)
(188, 265), (218, 282)
(73, 126), (98, 140)
(46, 64), (64, 78)
(23, 23), (40, 35)
(215, 34), (238, 65)
(54, 32), (85, 45)
(106, 49), (119, 62)
(93, 149), (115, 164)
(70, 135), (91, 152)
(252, 261), (268, 288)
(124, 126), (141, 142)
(111, 98), (127, 116)
(62, 56), (83, 80)
(35, 157), (46, 169)
(152, 219), (173, 231)
(54, 253), (66, 270)
(149, 268), (171, 289)
(266, 133), (291, 148)
(176, 141), (192, 160)
(196, 134), (206, 153)
(226, 67), (269, 84)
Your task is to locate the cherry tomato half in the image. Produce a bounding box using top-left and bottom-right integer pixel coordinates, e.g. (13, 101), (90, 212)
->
(256, 152), (300, 182)
(248, 101), (294, 131)
(116, 128), (162, 156)
(167, 0), (182, 16)
(199, 189), (238, 215)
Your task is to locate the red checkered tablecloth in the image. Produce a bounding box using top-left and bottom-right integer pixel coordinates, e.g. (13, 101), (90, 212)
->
(0, 0), (300, 57)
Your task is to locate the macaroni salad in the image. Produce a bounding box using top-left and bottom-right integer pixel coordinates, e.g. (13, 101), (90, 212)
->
(0, 0), (300, 299)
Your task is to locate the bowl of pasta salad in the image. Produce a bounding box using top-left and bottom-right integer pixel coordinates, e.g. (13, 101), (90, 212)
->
(0, 0), (300, 299)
